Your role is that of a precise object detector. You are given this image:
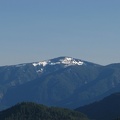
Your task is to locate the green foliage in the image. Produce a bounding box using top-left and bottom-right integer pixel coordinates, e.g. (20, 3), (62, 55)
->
(0, 102), (88, 120)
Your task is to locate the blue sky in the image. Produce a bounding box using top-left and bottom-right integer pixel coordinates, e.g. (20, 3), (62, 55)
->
(0, 0), (120, 66)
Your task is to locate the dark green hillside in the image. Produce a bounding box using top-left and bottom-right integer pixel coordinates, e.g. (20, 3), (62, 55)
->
(0, 102), (88, 120)
(76, 92), (120, 120)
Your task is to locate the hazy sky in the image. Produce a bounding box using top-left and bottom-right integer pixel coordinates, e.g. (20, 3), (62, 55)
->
(0, 0), (120, 66)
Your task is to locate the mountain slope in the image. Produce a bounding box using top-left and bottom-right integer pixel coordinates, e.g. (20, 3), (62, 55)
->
(0, 102), (88, 120)
(75, 92), (120, 120)
(0, 56), (120, 110)
(1, 63), (101, 109)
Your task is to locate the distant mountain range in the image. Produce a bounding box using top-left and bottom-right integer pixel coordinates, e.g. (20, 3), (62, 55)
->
(76, 92), (120, 120)
(0, 56), (120, 110)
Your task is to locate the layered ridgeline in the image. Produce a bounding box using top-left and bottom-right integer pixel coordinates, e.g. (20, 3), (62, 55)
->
(0, 102), (88, 120)
(0, 56), (120, 109)
(76, 92), (120, 120)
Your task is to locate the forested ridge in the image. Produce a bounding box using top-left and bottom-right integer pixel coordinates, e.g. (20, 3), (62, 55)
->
(0, 102), (88, 120)
(76, 92), (120, 120)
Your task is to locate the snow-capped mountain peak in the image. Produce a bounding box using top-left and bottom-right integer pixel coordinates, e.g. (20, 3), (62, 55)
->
(32, 57), (83, 67)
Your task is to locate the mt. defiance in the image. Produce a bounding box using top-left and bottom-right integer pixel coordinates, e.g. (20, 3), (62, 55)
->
(0, 56), (120, 110)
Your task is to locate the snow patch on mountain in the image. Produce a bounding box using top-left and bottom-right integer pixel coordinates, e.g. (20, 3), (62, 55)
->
(60, 57), (83, 65)
(37, 68), (43, 73)
(33, 61), (49, 67)
(50, 62), (61, 65)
